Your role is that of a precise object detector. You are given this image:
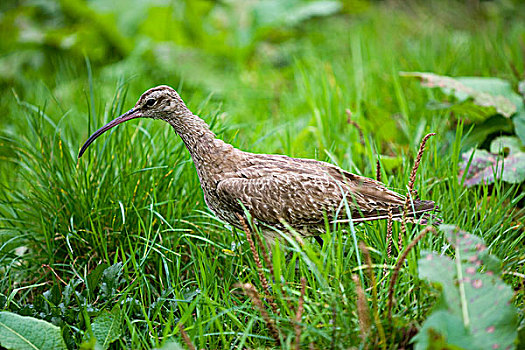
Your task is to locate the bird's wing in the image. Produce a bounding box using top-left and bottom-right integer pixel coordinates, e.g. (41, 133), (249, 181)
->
(277, 156), (408, 210)
(311, 162), (437, 222)
(216, 154), (436, 228)
(215, 172), (346, 227)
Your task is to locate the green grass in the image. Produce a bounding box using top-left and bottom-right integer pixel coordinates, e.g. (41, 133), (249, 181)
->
(0, 1), (524, 349)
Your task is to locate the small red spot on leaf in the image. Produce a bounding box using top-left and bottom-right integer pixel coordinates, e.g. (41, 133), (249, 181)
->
(486, 326), (495, 333)
(472, 279), (482, 288)
(466, 267), (476, 275)
(492, 344), (500, 349)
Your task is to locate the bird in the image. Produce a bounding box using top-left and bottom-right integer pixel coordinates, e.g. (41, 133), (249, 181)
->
(79, 85), (437, 244)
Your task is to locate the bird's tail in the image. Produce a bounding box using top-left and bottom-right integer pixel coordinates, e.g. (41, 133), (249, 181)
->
(333, 200), (441, 226)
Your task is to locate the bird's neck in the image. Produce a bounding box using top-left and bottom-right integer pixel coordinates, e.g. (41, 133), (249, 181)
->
(168, 113), (235, 168)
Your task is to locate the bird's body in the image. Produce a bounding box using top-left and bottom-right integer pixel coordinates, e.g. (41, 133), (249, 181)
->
(79, 85), (436, 242)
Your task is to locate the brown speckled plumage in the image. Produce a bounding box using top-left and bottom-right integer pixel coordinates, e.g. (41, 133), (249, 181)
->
(79, 85), (436, 241)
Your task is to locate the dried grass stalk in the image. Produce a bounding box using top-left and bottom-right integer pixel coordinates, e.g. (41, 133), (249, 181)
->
(330, 305), (337, 350)
(376, 159), (382, 183)
(352, 274), (370, 341)
(387, 226), (437, 319)
(346, 109), (365, 145)
(399, 211), (406, 252)
(237, 214), (279, 315)
(359, 242), (386, 347)
(386, 207), (393, 259)
(294, 277), (306, 350)
(239, 283), (281, 345)
(400, 133), (436, 251)
(253, 225), (274, 278)
(408, 133), (436, 196)
(179, 324), (196, 350)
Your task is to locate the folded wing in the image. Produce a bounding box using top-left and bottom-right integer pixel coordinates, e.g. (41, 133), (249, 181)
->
(215, 158), (434, 229)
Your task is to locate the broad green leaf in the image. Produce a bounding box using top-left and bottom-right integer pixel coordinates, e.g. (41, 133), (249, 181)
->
(456, 77), (523, 109)
(401, 72), (518, 118)
(284, 1), (342, 25)
(412, 310), (471, 350)
(91, 305), (122, 350)
(414, 225), (518, 350)
(519, 80), (525, 98)
(513, 111), (525, 146)
(43, 285), (61, 306)
(462, 115), (514, 150)
(100, 262), (123, 298)
(154, 342), (185, 350)
(489, 136), (524, 155)
(253, 0), (341, 27)
(0, 312), (67, 350)
(459, 148), (525, 186)
(499, 153), (525, 183)
(62, 278), (82, 307)
(511, 79), (525, 145)
(409, 73), (525, 146)
(87, 263), (109, 297)
(518, 327), (525, 350)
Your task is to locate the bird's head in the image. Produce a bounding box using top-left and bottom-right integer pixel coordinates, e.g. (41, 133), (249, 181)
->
(78, 85), (189, 158)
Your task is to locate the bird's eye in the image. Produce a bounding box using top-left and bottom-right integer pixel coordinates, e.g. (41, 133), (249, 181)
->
(145, 99), (156, 107)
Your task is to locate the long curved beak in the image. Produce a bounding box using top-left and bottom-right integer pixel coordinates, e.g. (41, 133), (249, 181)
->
(78, 108), (141, 158)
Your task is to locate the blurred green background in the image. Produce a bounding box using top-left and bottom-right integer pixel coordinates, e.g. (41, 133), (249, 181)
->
(1, 0), (523, 153)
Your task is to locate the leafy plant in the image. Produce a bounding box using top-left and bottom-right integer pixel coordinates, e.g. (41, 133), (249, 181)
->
(0, 312), (67, 350)
(401, 72), (525, 147)
(253, 0), (342, 27)
(413, 225), (518, 350)
(85, 305), (123, 349)
(459, 136), (525, 186)
(2, 263), (132, 349)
